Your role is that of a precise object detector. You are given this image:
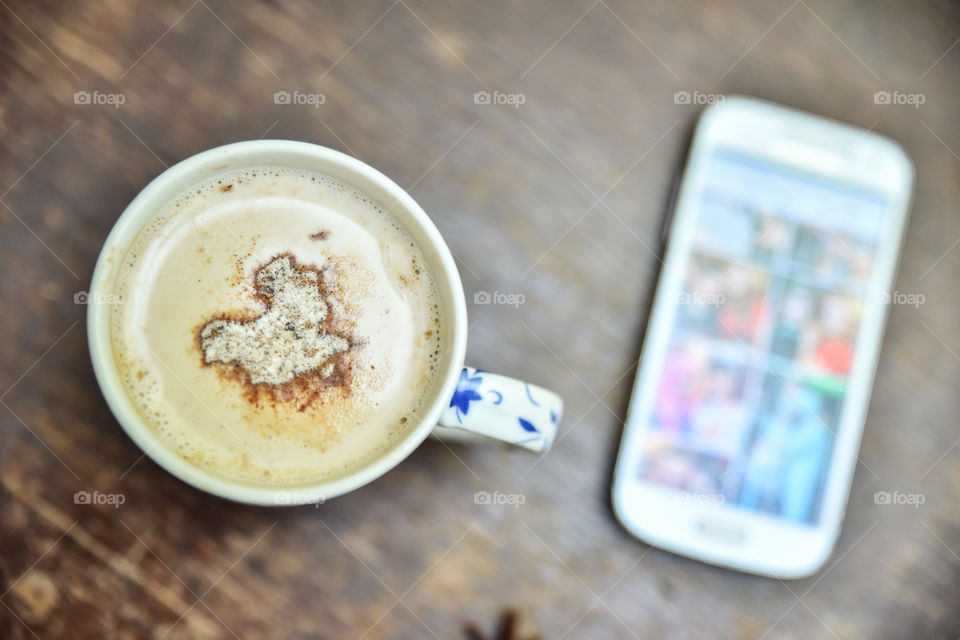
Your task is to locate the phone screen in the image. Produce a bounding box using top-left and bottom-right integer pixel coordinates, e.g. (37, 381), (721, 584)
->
(636, 149), (889, 525)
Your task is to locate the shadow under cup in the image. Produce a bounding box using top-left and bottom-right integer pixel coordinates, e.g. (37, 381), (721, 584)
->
(88, 140), (467, 505)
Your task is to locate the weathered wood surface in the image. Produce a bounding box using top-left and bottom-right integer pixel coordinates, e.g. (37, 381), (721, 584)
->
(1, 1), (959, 638)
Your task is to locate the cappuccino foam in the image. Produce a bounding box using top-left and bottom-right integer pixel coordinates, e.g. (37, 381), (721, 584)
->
(111, 167), (444, 486)
(199, 255), (350, 385)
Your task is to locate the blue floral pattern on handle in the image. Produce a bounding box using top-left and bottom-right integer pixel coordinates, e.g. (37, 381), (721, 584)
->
(439, 367), (562, 452)
(449, 368), (484, 422)
(518, 418), (538, 433)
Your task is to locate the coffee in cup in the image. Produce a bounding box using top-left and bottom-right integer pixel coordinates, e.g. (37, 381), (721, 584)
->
(110, 166), (445, 486)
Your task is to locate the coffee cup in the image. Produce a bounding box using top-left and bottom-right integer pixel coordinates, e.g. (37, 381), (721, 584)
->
(88, 140), (562, 505)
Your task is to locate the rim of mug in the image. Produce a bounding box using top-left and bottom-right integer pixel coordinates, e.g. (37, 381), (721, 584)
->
(87, 140), (468, 505)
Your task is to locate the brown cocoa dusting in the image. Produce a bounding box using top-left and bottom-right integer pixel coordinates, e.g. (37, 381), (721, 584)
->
(194, 253), (363, 412)
(309, 230), (330, 241)
(227, 234), (261, 290)
(205, 356), (356, 413)
(219, 183), (233, 192)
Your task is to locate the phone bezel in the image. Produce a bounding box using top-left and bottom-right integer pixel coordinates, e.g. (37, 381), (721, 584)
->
(612, 96), (914, 578)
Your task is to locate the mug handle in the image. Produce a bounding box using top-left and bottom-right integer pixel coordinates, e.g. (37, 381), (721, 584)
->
(433, 367), (562, 452)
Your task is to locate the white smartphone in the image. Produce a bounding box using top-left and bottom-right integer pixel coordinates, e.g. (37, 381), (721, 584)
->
(612, 96), (913, 578)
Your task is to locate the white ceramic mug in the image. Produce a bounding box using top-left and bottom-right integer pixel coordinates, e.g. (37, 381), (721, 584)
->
(88, 140), (562, 505)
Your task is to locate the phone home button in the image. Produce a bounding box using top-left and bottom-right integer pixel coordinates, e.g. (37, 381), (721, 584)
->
(693, 517), (749, 546)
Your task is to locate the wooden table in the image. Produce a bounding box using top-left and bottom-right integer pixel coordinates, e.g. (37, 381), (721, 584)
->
(2, 1), (959, 638)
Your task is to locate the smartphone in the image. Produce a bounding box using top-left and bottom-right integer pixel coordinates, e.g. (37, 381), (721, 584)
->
(612, 96), (913, 578)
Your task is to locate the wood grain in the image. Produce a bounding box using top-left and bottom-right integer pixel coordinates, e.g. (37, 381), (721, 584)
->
(1, 1), (959, 638)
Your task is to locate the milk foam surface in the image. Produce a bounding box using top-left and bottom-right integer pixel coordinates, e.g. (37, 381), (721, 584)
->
(111, 167), (443, 486)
